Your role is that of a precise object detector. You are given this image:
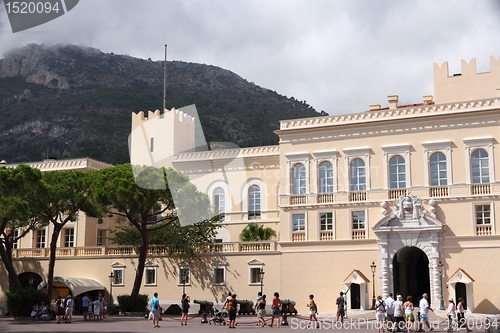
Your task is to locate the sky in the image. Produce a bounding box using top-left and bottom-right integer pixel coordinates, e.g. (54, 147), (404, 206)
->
(1, 0), (500, 116)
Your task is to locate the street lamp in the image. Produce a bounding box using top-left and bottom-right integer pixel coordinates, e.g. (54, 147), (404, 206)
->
(259, 268), (265, 295)
(108, 272), (114, 312)
(438, 261), (445, 310)
(370, 261), (377, 309)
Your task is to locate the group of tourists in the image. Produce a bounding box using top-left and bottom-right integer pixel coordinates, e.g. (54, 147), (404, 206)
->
(372, 292), (472, 333)
(49, 293), (108, 324)
(447, 297), (472, 332)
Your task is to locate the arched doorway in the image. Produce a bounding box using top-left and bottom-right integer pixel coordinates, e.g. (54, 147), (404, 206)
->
(393, 246), (430, 305)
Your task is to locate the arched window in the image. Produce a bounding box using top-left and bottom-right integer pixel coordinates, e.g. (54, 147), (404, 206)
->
(213, 187), (225, 217)
(429, 152), (447, 186)
(350, 158), (366, 191)
(389, 155), (406, 189)
(318, 161), (333, 193)
(248, 185), (261, 219)
(291, 163), (306, 194)
(471, 149), (489, 183)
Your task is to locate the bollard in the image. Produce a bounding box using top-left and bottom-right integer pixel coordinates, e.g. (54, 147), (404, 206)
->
(201, 311), (208, 323)
(281, 313), (289, 326)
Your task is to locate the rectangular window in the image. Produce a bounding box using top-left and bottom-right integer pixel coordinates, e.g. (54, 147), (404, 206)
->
(249, 267), (262, 284)
(97, 229), (105, 246)
(475, 205), (491, 225)
(320, 212), (333, 231)
(292, 214), (306, 231)
(145, 267), (156, 285)
(213, 267), (225, 285)
(352, 211), (365, 230)
(36, 229), (46, 248)
(113, 268), (124, 285)
(9, 230), (19, 249)
(179, 268), (190, 285)
(64, 228), (74, 247)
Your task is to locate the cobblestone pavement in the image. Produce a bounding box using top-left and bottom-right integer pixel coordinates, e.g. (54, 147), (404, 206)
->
(0, 310), (497, 333)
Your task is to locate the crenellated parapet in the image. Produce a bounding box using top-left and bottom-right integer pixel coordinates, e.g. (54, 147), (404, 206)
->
(433, 56), (500, 104)
(131, 108), (195, 131)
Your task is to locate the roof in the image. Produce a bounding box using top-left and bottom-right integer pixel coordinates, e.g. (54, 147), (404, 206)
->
(343, 269), (370, 284)
(447, 268), (475, 284)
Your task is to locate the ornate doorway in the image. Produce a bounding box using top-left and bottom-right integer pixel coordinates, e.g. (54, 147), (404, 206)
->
(373, 195), (446, 308)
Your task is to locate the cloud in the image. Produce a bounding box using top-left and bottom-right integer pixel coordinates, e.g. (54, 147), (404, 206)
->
(1, 0), (500, 115)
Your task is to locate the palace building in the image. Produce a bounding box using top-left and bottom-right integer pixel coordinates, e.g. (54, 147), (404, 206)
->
(1, 57), (499, 314)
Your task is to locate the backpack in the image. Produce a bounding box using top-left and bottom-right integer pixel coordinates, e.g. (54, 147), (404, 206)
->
(227, 297), (236, 311)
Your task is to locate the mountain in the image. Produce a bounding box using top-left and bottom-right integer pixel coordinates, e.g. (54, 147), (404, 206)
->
(0, 44), (321, 164)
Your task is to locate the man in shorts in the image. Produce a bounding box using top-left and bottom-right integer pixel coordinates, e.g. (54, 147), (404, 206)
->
(82, 293), (90, 321)
(65, 295), (74, 323)
(151, 292), (161, 328)
(336, 291), (346, 322)
(419, 293), (434, 331)
(227, 294), (237, 328)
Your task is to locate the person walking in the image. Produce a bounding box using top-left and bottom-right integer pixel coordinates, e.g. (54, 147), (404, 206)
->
(447, 299), (457, 332)
(82, 293), (90, 321)
(393, 295), (405, 332)
(65, 295), (74, 323)
(257, 294), (267, 327)
(457, 297), (472, 332)
(55, 296), (63, 324)
(385, 293), (395, 329)
(270, 292), (281, 328)
(307, 294), (319, 329)
(181, 293), (190, 326)
(227, 294), (237, 328)
(336, 291), (346, 323)
(375, 296), (386, 333)
(254, 292), (263, 325)
(151, 292), (161, 328)
(404, 296), (415, 332)
(419, 293), (434, 332)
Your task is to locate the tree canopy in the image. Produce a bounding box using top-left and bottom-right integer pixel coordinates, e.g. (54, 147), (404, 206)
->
(93, 164), (221, 297)
(0, 165), (43, 290)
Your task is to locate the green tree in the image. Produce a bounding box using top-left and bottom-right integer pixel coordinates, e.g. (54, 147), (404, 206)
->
(35, 169), (99, 298)
(239, 223), (277, 241)
(93, 164), (218, 298)
(0, 165), (43, 290)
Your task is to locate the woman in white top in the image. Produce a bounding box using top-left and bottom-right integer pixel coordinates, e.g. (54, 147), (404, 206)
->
(375, 296), (386, 333)
(403, 296), (415, 332)
(447, 299), (457, 331)
(457, 297), (472, 332)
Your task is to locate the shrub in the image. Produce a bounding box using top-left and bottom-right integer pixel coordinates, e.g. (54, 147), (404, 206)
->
(6, 287), (51, 318)
(116, 294), (149, 313)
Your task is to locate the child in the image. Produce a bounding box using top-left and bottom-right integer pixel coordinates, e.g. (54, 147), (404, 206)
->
(307, 294), (319, 329)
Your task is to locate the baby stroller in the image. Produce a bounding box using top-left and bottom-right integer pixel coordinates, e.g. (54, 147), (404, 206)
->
(209, 308), (226, 325)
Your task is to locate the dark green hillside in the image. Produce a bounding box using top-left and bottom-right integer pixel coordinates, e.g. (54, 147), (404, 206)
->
(0, 44), (320, 164)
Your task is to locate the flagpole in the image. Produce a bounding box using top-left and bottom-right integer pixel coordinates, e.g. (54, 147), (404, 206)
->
(163, 44), (167, 113)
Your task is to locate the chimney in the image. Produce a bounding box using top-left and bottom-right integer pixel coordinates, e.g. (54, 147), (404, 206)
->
(388, 95), (399, 109)
(369, 104), (381, 111)
(423, 95), (434, 105)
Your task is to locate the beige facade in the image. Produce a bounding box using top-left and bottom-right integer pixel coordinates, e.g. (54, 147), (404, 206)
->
(1, 58), (500, 314)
